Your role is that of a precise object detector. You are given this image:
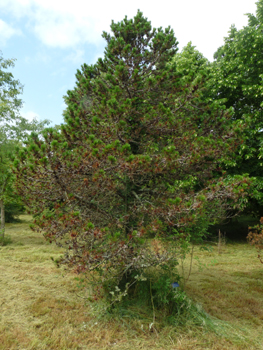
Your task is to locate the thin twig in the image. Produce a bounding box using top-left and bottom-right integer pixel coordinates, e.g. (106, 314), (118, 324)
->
(184, 245), (194, 287)
(150, 280), (155, 325)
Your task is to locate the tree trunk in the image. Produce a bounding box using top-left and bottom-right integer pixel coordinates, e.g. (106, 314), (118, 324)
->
(0, 198), (5, 242)
(218, 229), (221, 255)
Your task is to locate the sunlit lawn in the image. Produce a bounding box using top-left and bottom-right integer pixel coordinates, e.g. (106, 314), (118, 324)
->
(0, 216), (262, 350)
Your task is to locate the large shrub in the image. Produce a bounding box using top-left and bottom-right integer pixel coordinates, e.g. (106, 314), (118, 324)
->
(14, 11), (249, 301)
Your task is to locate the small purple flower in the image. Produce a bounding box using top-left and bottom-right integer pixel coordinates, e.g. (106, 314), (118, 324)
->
(172, 282), (179, 288)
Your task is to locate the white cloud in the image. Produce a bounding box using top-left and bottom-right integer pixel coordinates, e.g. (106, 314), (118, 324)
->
(0, 0), (257, 60)
(0, 19), (21, 45)
(51, 66), (67, 77)
(24, 50), (51, 64)
(33, 12), (89, 48)
(21, 110), (41, 121)
(65, 49), (85, 64)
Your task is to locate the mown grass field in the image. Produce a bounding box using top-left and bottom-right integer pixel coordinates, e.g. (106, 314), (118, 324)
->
(1, 216), (263, 350)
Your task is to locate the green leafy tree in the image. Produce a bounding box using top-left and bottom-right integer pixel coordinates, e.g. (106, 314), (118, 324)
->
(0, 54), (22, 125)
(0, 119), (49, 230)
(15, 12), (249, 299)
(0, 52), (49, 242)
(212, 0), (263, 214)
(0, 53), (23, 240)
(171, 42), (210, 85)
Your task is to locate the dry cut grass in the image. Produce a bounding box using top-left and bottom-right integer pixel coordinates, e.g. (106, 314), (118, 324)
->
(0, 216), (263, 350)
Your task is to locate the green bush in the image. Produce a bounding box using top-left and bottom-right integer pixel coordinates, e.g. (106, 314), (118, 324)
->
(101, 268), (212, 328)
(4, 202), (24, 223)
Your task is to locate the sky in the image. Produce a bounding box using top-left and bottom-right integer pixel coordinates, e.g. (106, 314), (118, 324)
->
(0, 0), (257, 126)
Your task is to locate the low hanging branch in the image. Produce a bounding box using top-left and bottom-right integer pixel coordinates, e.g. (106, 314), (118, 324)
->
(248, 218), (263, 264)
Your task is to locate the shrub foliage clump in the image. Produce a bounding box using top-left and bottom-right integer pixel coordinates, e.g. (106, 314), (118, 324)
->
(248, 217), (263, 263)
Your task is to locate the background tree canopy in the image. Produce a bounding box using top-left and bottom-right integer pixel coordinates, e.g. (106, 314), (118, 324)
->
(0, 53), (23, 238)
(0, 53), (50, 245)
(211, 0), (263, 215)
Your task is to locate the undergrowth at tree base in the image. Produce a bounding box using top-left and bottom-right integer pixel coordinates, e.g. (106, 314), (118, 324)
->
(0, 233), (12, 246)
(77, 268), (221, 333)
